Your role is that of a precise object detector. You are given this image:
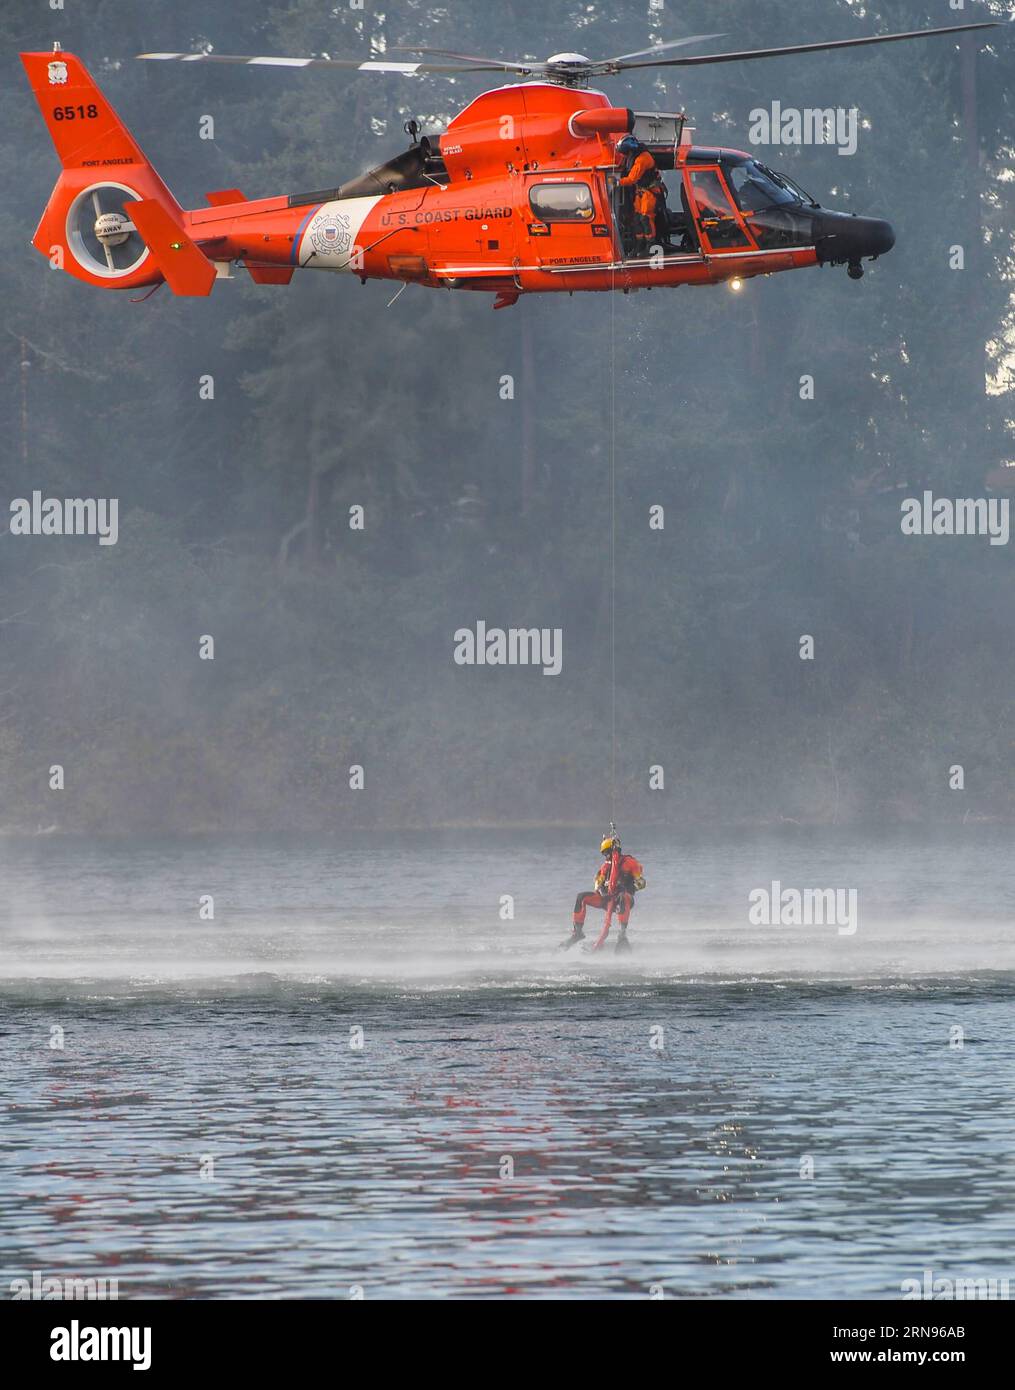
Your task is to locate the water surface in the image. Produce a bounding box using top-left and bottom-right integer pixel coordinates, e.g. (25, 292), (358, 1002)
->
(1, 829), (1012, 1298)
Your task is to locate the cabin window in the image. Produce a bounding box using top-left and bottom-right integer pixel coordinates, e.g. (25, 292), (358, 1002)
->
(528, 183), (595, 223)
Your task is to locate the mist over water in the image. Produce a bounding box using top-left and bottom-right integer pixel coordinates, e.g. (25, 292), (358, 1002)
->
(2, 831), (1013, 1298)
(1, 828), (1012, 990)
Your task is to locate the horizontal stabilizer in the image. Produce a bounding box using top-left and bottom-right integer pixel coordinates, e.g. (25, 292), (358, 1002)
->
(205, 188), (246, 206)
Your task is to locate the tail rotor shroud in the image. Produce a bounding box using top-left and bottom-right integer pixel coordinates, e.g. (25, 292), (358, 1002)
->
(66, 182), (148, 278)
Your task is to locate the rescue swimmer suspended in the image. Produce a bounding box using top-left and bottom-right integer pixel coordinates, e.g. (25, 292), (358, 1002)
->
(20, 22), (998, 307)
(564, 825), (646, 954)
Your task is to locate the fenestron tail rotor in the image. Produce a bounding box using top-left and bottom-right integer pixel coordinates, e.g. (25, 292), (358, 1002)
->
(138, 22), (999, 89)
(66, 183), (148, 278)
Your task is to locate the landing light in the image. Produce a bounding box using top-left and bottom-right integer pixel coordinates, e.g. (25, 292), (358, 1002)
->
(728, 276), (744, 292)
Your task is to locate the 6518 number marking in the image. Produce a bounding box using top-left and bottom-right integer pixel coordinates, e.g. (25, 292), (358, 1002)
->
(52, 104), (98, 121)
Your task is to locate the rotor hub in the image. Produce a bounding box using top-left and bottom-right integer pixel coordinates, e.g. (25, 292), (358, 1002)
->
(543, 52), (594, 87)
(94, 210), (132, 247)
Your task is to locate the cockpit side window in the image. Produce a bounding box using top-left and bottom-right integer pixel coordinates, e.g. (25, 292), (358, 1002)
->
(722, 160), (815, 250)
(685, 168), (752, 249)
(529, 183), (595, 222)
(727, 162), (799, 212)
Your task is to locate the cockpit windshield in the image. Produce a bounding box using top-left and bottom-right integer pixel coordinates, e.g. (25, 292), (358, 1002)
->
(727, 161), (817, 211)
(771, 168), (818, 206)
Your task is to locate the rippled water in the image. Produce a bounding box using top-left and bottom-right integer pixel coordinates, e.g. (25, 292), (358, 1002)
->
(1, 829), (1013, 1298)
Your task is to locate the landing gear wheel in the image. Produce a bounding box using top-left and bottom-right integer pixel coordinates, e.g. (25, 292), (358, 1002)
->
(847, 261), (864, 280)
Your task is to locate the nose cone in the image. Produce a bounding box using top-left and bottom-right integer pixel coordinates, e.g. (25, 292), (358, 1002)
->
(813, 211), (895, 265)
(858, 217), (895, 258)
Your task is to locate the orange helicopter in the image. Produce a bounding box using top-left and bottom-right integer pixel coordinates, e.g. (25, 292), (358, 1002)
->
(21, 23), (996, 308)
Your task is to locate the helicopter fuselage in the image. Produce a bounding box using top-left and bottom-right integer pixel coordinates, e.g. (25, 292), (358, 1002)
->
(22, 55), (895, 302)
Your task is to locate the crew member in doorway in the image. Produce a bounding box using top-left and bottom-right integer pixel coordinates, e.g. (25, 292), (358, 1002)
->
(616, 136), (670, 255)
(562, 828), (646, 953)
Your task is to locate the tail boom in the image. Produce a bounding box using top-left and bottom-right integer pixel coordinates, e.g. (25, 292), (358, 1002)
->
(22, 49), (414, 295)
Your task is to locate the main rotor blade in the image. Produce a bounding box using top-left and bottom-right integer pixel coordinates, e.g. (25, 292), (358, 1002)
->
(137, 52), (505, 75)
(393, 37), (729, 71)
(616, 22), (1000, 72)
(605, 33), (726, 64)
(389, 46), (535, 73)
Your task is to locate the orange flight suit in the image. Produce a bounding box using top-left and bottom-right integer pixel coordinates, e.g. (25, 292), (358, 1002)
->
(619, 150), (660, 244)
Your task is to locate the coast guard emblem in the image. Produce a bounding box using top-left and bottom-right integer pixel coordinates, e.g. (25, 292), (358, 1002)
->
(310, 212), (352, 255)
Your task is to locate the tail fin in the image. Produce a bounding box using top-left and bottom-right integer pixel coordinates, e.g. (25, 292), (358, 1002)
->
(128, 201), (216, 296)
(21, 47), (203, 293)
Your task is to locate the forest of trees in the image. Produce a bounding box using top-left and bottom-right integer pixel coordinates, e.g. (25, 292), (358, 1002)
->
(0, 0), (1012, 834)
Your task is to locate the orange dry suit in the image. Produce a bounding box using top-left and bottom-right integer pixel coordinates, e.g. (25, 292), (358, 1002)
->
(572, 851), (645, 930)
(619, 150), (662, 244)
